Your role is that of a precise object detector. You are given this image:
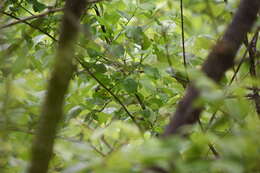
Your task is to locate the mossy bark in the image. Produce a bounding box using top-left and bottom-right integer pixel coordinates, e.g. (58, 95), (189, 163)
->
(28, 1), (87, 173)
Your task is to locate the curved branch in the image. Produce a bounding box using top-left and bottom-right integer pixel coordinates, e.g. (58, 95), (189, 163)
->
(76, 59), (143, 132)
(163, 0), (260, 136)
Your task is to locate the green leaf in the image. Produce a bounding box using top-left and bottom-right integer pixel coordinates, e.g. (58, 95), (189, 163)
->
(28, 0), (47, 12)
(94, 64), (107, 74)
(139, 3), (156, 11)
(65, 106), (82, 122)
(122, 78), (138, 94)
(117, 10), (131, 20)
(97, 112), (112, 124)
(126, 26), (143, 43)
(144, 65), (160, 80)
(109, 44), (125, 57)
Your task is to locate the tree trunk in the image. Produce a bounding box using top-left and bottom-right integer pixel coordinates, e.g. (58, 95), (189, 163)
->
(163, 0), (260, 136)
(28, 1), (87, 173)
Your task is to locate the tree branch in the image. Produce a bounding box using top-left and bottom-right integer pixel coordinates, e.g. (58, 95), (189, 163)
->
(180, 0), (188, 73)
(163, 0), (260, 136)
(0, 8), (64, 29)
(0, 11), (57, 41)
(0, 0), (105, 30)
(76, 59), (143, 132)
(245, 31), (260, 116)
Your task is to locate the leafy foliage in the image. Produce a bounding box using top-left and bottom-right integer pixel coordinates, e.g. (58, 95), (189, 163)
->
(0, 0), (259, 172)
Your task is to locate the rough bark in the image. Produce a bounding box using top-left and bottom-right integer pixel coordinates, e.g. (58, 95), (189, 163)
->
(28, 1), (87, 173)
(163, 0), (260, 136)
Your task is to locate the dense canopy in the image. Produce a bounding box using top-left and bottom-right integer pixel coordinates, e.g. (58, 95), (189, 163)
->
(0, 0), (259, 173)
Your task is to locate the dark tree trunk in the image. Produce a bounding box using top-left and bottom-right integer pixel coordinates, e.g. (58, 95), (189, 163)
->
(163, 0), (260, 136)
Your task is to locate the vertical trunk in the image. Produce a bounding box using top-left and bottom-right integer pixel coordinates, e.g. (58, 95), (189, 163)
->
(28, 1), (87, 173)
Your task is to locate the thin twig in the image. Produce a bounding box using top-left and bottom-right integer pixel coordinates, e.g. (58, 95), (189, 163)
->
(1, 11), (57, 41)
(198, 119), (220, 158)
(88, 140), (107, 157)
(112, 7), (137, 42)
(0, 0), (105, 30)
(180, 0), (188, 81)
(229, 29), (259, 85)
(90, 7), (145, 130)
(18, 2), (34, 15)
(3, 124), (106, 157)
(206, 112), (217, 130)
(245, 31), (260, 115)
(101, 135), (113, 151)
(77, 59), (143, 132)
(0, 8), (64, 29)
(208, 143), (220, 158)
(93, 4), (111, 44)
(247, 87), (260, 92)
(135, 93), (146, 110)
